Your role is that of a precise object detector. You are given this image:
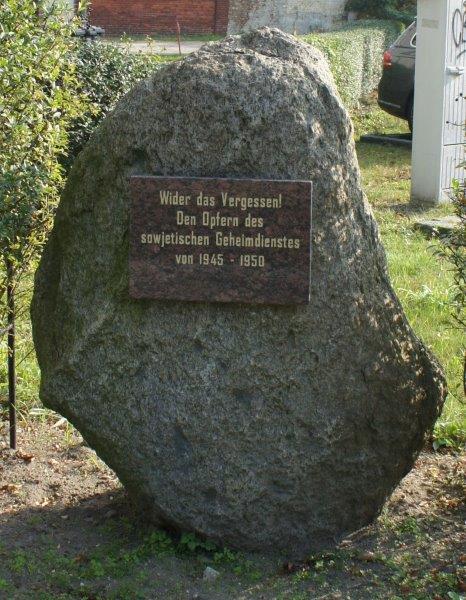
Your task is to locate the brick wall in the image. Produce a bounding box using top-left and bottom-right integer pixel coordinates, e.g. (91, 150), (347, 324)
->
(90, 0), (230, 35)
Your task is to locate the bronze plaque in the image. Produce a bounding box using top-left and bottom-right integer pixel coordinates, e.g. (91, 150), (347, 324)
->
(130, 176), (312, 305)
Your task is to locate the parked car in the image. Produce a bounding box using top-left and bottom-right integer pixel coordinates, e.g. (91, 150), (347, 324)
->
(73, 12), (105, 41)
(378, 21), (416, 131)
(73, 24), (105, 40)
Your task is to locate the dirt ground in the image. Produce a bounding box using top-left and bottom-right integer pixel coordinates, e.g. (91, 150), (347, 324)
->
(0, 419), (464, 600)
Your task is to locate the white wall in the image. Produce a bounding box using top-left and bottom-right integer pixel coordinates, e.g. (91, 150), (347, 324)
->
(411, 0), (466, 204)
(228, 0), (347, 35)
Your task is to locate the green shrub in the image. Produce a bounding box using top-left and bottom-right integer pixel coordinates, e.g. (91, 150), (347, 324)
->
(304, 30), (364, 107)
(66, 42), (163, 166)
(303, 20), (402, 108)
(433, 178), (466, 399)
(0, 0), (86, 445)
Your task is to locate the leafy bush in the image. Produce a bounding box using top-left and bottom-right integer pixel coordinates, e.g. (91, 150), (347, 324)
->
(345, 0), (416, 25)
(443, 179), (466, 333)
(434, 177), (466, 398)
(303, 20), (402, 108)
(0, 10), (162, 443)
(67, 42), (163, 166)
(0, 0), (85, 446)
(0, 1), (83, 267)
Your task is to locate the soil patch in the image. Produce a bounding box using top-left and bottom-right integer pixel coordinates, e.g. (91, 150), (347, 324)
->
(0, 421), (465, 599)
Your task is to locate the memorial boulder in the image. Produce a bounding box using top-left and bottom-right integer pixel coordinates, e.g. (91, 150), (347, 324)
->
(31, 28), (446, 556)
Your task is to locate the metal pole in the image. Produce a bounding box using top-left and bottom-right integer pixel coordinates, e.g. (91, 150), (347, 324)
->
(213, 0), (219, 34)
(176, 18), (182, 55)
(6, 259), (16, 450)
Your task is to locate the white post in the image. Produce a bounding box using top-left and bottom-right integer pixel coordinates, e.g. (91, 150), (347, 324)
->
(411, 0), (466, 205)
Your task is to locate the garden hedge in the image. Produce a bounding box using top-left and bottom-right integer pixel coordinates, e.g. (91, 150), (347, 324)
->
(66, 42), (163, 167)
(69, 21), (402, 161)
(303, 20), (403, 108)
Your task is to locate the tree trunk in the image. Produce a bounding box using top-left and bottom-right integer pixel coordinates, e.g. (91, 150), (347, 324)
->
(6, 258), (16, 450)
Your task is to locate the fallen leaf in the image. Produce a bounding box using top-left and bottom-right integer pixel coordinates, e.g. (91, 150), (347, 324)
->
(73, 553), (89, 564)
(282, 562), (300, 574)
(358, 551), (377, 562)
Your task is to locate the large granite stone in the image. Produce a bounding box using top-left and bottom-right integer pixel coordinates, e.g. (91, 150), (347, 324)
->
(31, 28), (446, 556)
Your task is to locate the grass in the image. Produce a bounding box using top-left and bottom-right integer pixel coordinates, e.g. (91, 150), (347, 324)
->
(353, 102), (465, 447)
(0, 503), (463, 599)
(156, 54), (185, 62)
(0, 271), (41, 423)
(0, 523), (269, 599)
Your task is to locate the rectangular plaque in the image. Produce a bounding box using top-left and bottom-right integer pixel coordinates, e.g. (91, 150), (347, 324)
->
(130, 176), (312, 305)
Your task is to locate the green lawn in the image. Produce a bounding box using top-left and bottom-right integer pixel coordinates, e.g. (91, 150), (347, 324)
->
(354, 105), (465, 446)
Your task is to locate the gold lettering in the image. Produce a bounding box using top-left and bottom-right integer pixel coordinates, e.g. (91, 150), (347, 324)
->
(159, 190), (190, 205)
(176, 210), (196, 226)
(196, 192), (216, 207)
(244, 213), (264, 228)
(215, 231), (301, 249)
(221, 192), (282, 211)
(202, 211), (239, 230)
(175, 254), (194, 265)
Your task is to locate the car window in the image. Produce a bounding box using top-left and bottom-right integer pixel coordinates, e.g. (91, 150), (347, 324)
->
(394, 22), (417, 48)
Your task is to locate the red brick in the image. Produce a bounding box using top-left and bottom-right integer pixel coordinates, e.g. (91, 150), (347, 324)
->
(89, 0), (230, 35)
